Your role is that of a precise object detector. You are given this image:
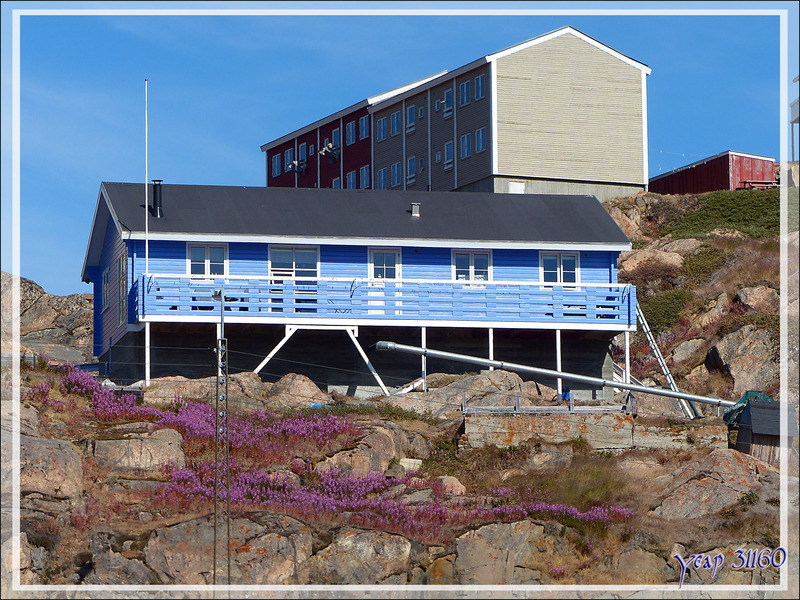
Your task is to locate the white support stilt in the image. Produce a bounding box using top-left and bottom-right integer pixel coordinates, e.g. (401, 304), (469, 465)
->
(144, 322), (151, 387)
(421, 327), (427, 392)
(254, 326), (296, 375)
(555, 329), (562, 397)
(488, 328), (494, 371)
(216, 323), (222, 377)
(347, 328), (390, 397)
(624, 331), (631, 385)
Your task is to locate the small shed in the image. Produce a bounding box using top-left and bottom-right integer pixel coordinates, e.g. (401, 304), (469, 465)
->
(724, 391), (798, 465)
(649, 151), (775, 195)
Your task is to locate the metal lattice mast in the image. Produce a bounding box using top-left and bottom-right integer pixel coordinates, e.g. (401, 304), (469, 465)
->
(213, 336), (231, 586)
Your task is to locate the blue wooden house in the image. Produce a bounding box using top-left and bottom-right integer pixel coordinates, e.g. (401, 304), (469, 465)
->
(82, 182), (636, 397)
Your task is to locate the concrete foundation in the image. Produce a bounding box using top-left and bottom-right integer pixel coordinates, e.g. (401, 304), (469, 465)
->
(462, 412), (727, 453)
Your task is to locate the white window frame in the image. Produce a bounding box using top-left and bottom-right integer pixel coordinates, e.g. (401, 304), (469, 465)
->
(284, 148), (294, 172)
(407, 156), (416, 185)
(390, 111), (401, 136)
(443, 89), (453, 118)
(299, 142), (307, 161)
(369, 248), (401, 281)
(101, 268), (110, 312)
(332, 177), (341, 189)
(269, 245), (320, 279)
(390, 162), (402, 188)
(475, 74), (486, 100)
(475, 127), (486, 153)
(346, 170), (357, 189)
(268, 245), (320, 313)
(359, 115), (370, 140)
(460, 133), (472, 159)
(444, 141), (454, 170)
(459, 81), (470, 106)
(271, 154), (281, 177)
(540, 252), (580, 287)
(359, 165), (370, 189)
(346, 120), (356, 145)
(332, 128), (340, 148)
(406, 105), (415, 133)
(435, 151), (442, 164)
(377, 167), (388, 190)
(452, 250), (492, 283)
(376, 117), (387, 141)
(117, 251), (127, 326)
(187, 244), (228, 279)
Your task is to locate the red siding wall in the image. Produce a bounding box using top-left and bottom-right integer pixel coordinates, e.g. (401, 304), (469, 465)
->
(649, 152), (775, 195)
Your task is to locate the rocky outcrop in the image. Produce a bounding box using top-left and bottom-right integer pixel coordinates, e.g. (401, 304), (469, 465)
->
(20, 434), (83, 500)
(696, 292), (730, 328)
(705, 325), (779, 396)
(143, 515), (313, 585)
(618, 248), (684, 275)
(1, 271), (93, 362)
(670, 338), (706, 363)
(454, 520), (566, 584)
(307, 528), (412, 584)
(143, 371), (270, 411)
(735, 285), (779, 313)
(88, 428), (186, 471)
(266, 372), (330, 410)
(651, 448), (774, 519)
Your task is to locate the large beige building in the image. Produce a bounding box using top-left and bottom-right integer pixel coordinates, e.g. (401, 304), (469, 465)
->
(262, 26), (651, 201)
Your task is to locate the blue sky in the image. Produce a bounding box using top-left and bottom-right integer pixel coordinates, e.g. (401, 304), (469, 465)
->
(2, 1), (798, 296)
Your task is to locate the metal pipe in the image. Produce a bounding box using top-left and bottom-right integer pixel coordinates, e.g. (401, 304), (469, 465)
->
(376, 341), (736, 408)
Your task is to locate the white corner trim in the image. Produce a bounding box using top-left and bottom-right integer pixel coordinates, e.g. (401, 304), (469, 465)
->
(642, 69), (649, 188)
(490, 59), (498, 176)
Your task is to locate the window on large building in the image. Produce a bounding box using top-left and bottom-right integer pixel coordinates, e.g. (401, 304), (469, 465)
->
(475, 74), (486, 100)
(346, 121), (356, 145)
(332, 128), (340, 148)
(299, 142), (307, 161)
(377, 167), (388, 190)
(377, 117), (387, 141)
(443, 89), (453, 117)
(390, 111), (401, 136)
(360, 165), (370, 189)
(406, 105), (415, 133)
(454, 251), (490, 282)
(284, 148), (294, 172)
(444, 141), (454, 170)
(332, 177), (341, 189)
(391, 162), (401, 187)
(407, 156), (416, 185)
(346, 170), (357, 189)
(459, 81), (470, 106)
(475, 127), (486, 153)
(541, 253), (578, 285)
(359, 115), (369, 140)
(271, 154), (281, 177)
(460, 133), (472, 159)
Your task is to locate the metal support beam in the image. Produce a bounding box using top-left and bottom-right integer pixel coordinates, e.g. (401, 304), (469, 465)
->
(376, 341), (736, 408)
(347, 328), (390, 397)
(253, 326), (296, 375)
(624, 330), (631, 385)
(144, 323), (151, 386)
(421, 327), (427, 392)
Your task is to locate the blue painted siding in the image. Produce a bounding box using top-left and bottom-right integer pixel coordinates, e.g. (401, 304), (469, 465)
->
(96, 214), (129, 357)
(229, 243), (268, 277)
(579, 251), (616, 284)
(493, 249), (539, 281)
(402, 247), (452, 280)
(321, 245), (368, 279)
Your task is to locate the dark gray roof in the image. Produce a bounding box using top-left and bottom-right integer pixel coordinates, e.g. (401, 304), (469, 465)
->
(100, 182), (630, 245)
(750, 400), (799, 437)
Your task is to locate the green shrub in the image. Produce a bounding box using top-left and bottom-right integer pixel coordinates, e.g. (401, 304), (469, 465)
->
(718, 312), (780, 339)
(663, 189), (779, 239)
(682, 247), (730, 284)
(638, 287), (694, 334)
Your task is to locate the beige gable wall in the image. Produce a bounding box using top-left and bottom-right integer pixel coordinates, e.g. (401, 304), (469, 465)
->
(495, 32), (645, 185)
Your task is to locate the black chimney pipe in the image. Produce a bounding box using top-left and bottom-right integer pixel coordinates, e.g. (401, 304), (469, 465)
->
(152, 179), (163, 218)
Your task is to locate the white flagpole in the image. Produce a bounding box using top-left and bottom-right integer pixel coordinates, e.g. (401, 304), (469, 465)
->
(145, 78), (149, 276)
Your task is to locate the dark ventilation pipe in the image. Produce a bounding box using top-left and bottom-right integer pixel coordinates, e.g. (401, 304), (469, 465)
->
(152, 179), (163, 218)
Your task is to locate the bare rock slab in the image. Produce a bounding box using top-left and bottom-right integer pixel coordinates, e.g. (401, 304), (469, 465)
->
(307, 528), (411, 584)
(20, 434), (83, 499)
(90, 428), (185, 471)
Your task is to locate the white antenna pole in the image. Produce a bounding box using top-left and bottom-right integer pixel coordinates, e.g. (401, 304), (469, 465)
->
(145, 78), (149, 275)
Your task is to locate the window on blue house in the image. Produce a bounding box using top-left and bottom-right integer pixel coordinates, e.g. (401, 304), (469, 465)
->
(370, 249), (400, 280)
(101, 268), (110, 311)
(269, 246), (319, 313)
(189, 245), (226, 277)
(541, 253), (578, 285)
(454, 251), (490, 282)
(117, 250), (127, 326)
